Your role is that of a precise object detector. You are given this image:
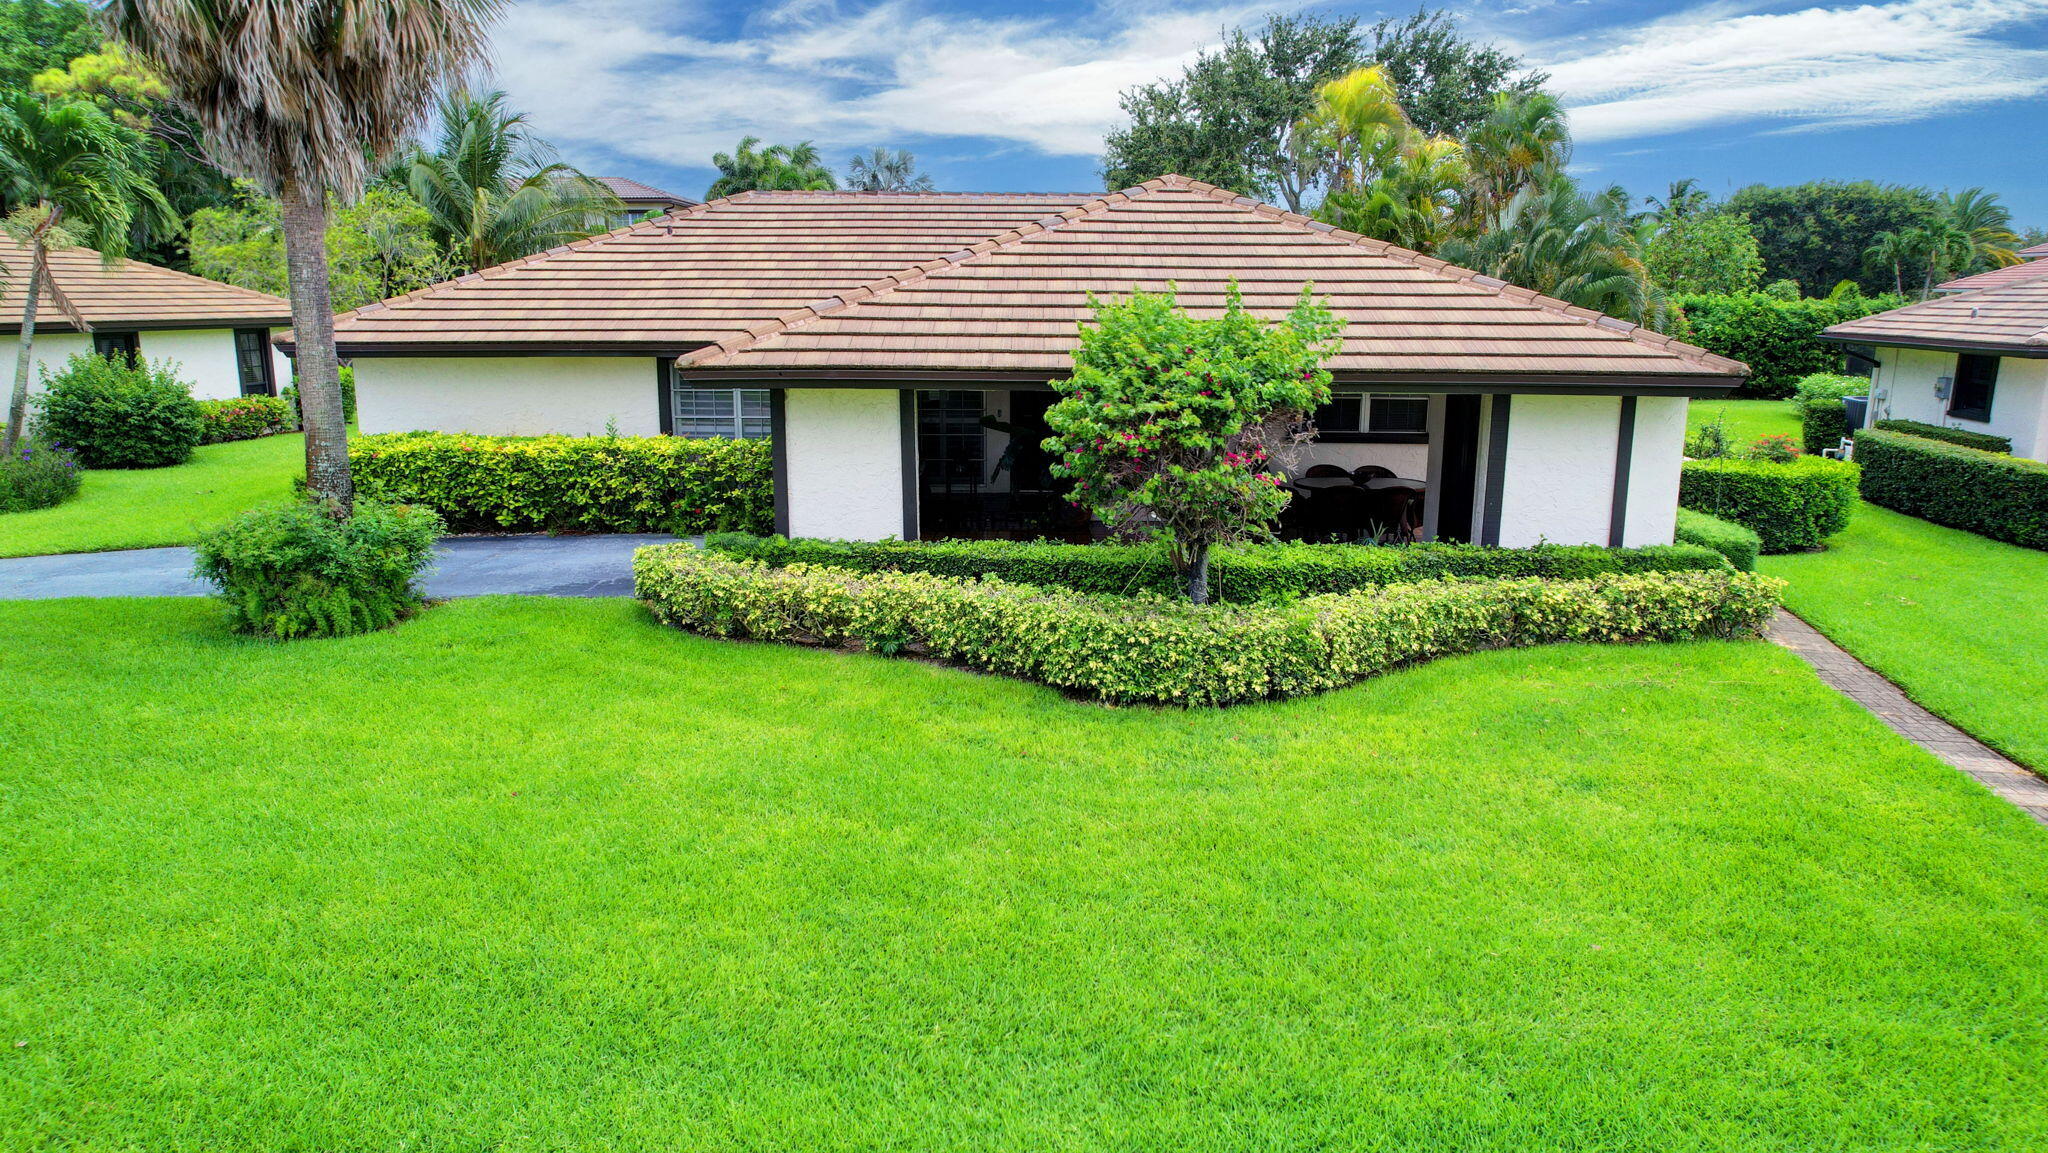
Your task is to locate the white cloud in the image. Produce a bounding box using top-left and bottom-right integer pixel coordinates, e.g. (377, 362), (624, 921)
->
(1521, 0), (2048, 142)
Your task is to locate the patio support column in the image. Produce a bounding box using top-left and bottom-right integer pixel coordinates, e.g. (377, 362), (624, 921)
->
(1479, 394), (1511, 546)
(900, 390), (921, 541)
(770, 389), (790, 536)
(1608, 396), (1637, 547)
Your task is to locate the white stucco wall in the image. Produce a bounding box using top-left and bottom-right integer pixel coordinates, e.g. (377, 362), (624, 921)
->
(1868, 345), (2048, 460)
(352, 356), (661, 436)
(1293, 441), (1430, 479)
(1622, 395), (1686, 547)
(0, 327), (285, 402)
(1496, 394), (1623, 548)
(0, 332), (91, 396)
(783, 387), (905, 540)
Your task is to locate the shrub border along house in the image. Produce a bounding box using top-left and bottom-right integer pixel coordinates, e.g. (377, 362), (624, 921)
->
(637, 544), (1781, 706)
(1673, 508), (1761, 572)
(198, 394), (298, 444)
(1869, 419), (2014, 455)
(1679, 455), (1859, 553)
(1854, 427), (2048, 550)
(349, 431), (773, 535)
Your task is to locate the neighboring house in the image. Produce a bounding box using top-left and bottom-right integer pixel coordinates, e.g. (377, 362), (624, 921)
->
(1, 239), (292, 401)
(1824, 278), (2048, 460)
(1936, 244), (2048, 295)
(592, 177), (698, 228)
(324, 176), (1745, 547)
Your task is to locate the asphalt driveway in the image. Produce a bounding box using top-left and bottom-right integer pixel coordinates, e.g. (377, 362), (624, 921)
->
(0, 534), (681, 600)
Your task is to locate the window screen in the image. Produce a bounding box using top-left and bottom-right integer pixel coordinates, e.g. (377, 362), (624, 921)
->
(1368, 396), (1429, 433)
(234, 329), (275, 396)
(673, 388), (771, 438)
(1312, 395), (1364, 432)
(1948, 354), (1998, 423)
(93, 331), (139, 363)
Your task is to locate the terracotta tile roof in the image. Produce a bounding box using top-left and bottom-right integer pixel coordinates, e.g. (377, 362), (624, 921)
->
(331, 176), (1743, 385)
(0, 239), (289, 334)
(1935, 258), (2048, 294)
(592, 176), (697, 207)
(2019, 241), (2048, 258)
(1824, 278), (2048, 355)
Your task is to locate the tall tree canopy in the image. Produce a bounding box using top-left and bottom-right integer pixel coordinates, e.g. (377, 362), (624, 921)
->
(0, 0), (95, 91)
(189, 183), (451, 310)
(706, 137), (835, 199)
(1723, 180), (1938, 295)
(1362, 9), (1547, 140)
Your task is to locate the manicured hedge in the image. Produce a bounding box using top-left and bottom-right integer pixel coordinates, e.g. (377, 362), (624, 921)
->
(635, 545), (1782, 706)
(1674, 293), (1901, 398)
(1855, 428), (2048, 550)
(1674, 508), (1761, 572)
(350, 432), (773, 534)
(198, 395), (298, 444)
(1800, 399), (1848, 457)
(701, 534), (1731, 602)
(1869, 419), (2013, 455)
(1679, 456), (1859, 553)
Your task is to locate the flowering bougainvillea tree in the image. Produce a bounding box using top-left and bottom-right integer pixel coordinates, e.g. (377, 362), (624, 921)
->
(1044, 282), (1344, 603)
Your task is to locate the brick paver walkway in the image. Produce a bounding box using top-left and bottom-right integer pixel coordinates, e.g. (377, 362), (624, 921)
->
(1768, 609), (2048, 826)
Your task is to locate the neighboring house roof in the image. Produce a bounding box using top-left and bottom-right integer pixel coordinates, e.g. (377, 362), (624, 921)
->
(594, 176), (697, 209)
(2018, 241), (2048, 258)
(1823, 278), (2048, 356)
(328, 176), (1744, 387)
(1934, 258), (2048, 294)
(0, 239), (290, 335)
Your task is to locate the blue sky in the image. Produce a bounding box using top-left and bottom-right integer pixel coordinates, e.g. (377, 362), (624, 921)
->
(487, 0), (2048, 225)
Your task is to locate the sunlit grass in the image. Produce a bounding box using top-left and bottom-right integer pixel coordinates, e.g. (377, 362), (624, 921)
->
(0, 433), (304, 557)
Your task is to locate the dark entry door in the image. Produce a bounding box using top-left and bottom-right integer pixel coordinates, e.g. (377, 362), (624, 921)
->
(918, 390), (986, 538)
(1435, 395), (1482, 543)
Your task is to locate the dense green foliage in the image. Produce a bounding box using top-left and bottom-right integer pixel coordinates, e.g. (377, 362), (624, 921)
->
(0, 430), (302, 557)
(1673, 507), (1760, 572)
(188, 184), (452, 310)
(704, 534), (1731, 601)
(1674, 292), (1900, 397)
(1868, 418), (2012, 454)
(0, 0), (96, 91)
(0, 433), (76, 510)
(637, 545), (1779, 706)
(31, 352), (201, 467)
(706, 136), (835, 198)
(1762, 501), (2048, 768)
(1853, 428), (2047, 550)
(1046, 284), (1340, 602)
(1679, 455), (1859, 552)
(1723, 180), (1940, 294)
(192, 498), (443, 638)
(349, 431), (772, 534)
(1642, 211), (1764, 295)
(284, 364), (356, 426)
(196, 394), (295, 444)
(1790, 372), (1869, 454)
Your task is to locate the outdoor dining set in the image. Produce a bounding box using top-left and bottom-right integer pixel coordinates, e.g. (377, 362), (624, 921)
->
(1279, 464), (1428, 543)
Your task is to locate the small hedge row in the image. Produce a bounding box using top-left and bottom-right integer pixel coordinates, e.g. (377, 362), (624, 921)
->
(349, 432), (773, 534)
(1792, 372), (1869, 455)
(1673, 508), (1761, 572)
(1869, 419), (2013, 455)
(198, 395), (298, 444)
(635, 546), (1783, 706)
(701, 534), (1731, 602)
(1855, 428), (2048, 550)
(1678, 456), (1858, 553)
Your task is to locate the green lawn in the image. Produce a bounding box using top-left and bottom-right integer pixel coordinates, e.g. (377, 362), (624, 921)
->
(1686, 398), (1800, 448)
(4, 596), (2043, 1151)
(1763, 502), (2048, 769)
(0, 433), (304, 557)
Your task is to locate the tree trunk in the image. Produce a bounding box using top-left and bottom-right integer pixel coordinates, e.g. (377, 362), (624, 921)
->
(1183, 540), (1211, 606)
(280, 177), (353, 515)
(2, 249), (44, 456)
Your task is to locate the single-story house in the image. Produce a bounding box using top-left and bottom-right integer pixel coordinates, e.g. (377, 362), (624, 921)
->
(323, 175), (1746, 546)
(1, 239), (292, 401)
(592, 176), (698, 229)
(1935, 243), (2048, 295)
(1823, 276), (2048, 460)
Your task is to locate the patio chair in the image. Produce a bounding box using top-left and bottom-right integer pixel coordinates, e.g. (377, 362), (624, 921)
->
(1351, 465), (1396, 483)
(1303, 463), (1352, 479)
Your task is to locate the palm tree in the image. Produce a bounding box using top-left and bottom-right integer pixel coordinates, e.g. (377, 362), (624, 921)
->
(1935, 187), (2020, 272)
(1461, 91), (1570, 231)
(104, 0), (504, 514)
(1318, 134), (1467, 252)
(0, 91), (171, 455)
(705, 137), (837, 199)
(1440, 175), (1667, 327)
(397, 88), (621, 272)
(845, 148), (934, 193)
(1297, 64), (1409, 196)
(1862, 229), (1918, 297)
(1644, 178), (1711, 223)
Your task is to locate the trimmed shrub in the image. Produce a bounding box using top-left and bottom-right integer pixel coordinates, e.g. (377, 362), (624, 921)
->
(284, 364), (357, 425)
(700, 535), (1732, 602)
(1869, 419), (2013, 455)
(1793, 372), (1869, 454)
(635, 545), (1783, 706)
(1674, 508), (1761, 572)
(31, 354), (203, 468)
(1674, 293), (1902, 397)
(1679, 456), (1859, 553)
(198, 394), (298, 444)
(0, 437), (82, 513)
(1855, 428), (2048, 550)
(1745, 433), (1801, 463)
(349, 432), (772, 534)
(193, 500), (445, 638)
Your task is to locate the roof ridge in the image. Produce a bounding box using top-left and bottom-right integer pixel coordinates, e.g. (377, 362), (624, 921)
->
(678, 180), (1173, 366)
(3, 238), (290, 309)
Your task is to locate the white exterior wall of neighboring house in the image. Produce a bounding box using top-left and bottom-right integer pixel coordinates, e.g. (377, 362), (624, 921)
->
(1868, 345), (2048, 460)
(782, 387), (905, 540)
(0, 327), (288, 402)
(352, 356), (661, 436)
(1496, 394), (1624, 548)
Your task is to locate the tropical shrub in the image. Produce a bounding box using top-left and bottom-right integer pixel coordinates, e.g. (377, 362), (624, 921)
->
(284, 364), (356, 425)
(1745, 434), (1801, 463)
(198, 394), (297, 444)
(702, 534), (1731, 602)
(31, 353), (203, 467)
(193, 500), (445, 639)
(1673, 508), (1760, 572)
(1855, 428), (2048, 550)
(635, 545), (1782, 706)
(349, 431), (772, 534)
(1868, 419), (2012, 455)
(1792, 372), (1869, 454)
(1679, 456), (1859, 552)
(0, 437), (81, 513)
(1673, 292), (1902, 397)
(1684, 416), (1733, 460)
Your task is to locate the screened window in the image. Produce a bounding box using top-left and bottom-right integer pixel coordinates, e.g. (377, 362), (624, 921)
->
(234, 328), (276, 396)
(1311, 393), (1429, 441)
(93, 331), (139, 364)
(673, 387), (771, 438)
(1948, 354), (1998, 423)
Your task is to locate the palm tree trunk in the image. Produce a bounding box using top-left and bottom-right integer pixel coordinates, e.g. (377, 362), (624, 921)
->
(280, 177), (353, 515)
(2, 248), (46, 456)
